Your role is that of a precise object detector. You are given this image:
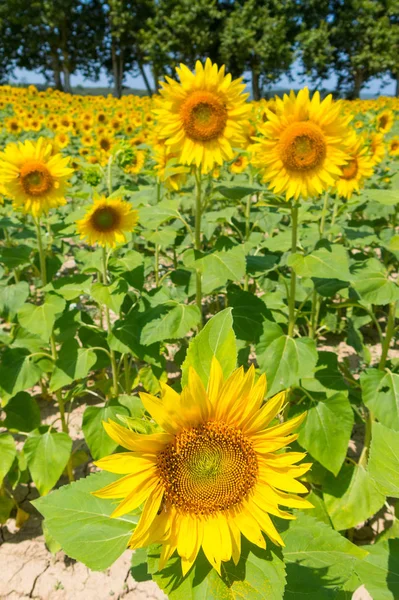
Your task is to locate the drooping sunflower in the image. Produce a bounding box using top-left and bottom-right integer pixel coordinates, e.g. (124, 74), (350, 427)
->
(251, 88), (351, 200)
(76, 196), (139, 247)
(0, 137), (73, 217)
(388, 138), (399, 157)
(376, 110), (393, 134)
(93, 359), (312, 575)
(155, 58), (250, 174)
(335, 135), (374, 199)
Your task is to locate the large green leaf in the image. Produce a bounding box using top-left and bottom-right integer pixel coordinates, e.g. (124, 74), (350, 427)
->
(33, 471), (137, 571)
(0, 281), (30, 317)
(0, 245), (31, 268)
(0, 348), (43, 401)
(297, 392), (353, 476)
(91, 279), (128, 315)
(82, 402), (129, 460)
(24, 430), (72, 495)
(197, 246), (246, 294)
(181, 308), (237, 387)
(283, 513), (368, 599)
(368, 422), (399, 497)
(108, 312), (161, 366)
(148, 540), (286, 600)
(256, 334), (318, 397)
(287, 245), (351, 281)
(323, 463), (385, 530)
(3, 391), (41, 432)
(0, 433), (17, 484)
(351, 259), (399, 305)
(141, 304), (201, 345)
(49, 339), (97, 392)
(48, 274), (92, 301)
(364, 189), (399, 206)
(354, 538), (399, 600)
(215, 185), (263, 200)
(18, 294), (66, 341)
(227, 286), (271, 343)
(360, 369), (399, 430)
(139, 199), (180, 229)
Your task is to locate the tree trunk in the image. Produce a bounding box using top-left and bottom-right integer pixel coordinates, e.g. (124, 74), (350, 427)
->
(395, 72), (399, 98)
(63, 67), (72, 94)
(51, 51), (63, 91)
(252, 69), (261, 101)
(138, 60), (153, 96)
(111, 39), (123, 98)
(351, 71), (363, 99)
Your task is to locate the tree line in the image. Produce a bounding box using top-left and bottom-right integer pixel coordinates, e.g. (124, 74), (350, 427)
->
(0, 0), (398, 99)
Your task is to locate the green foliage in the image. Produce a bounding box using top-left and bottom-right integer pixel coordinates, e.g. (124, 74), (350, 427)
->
(24, 430), (72, 495)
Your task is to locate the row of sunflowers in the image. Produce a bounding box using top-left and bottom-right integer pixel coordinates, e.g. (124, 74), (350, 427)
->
(0, 60), (398, 600)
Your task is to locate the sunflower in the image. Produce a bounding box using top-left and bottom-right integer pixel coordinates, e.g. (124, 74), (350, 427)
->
(230, 154), (249, 174)
(155, 58), (250, 174)
(368, 132), (385, 166)
(251, 88), (351, 200)
(0, 137), (73, 217)
(76, 196), (139, 247)
(388, 138), (399, 157)
(54, 131), (70, 149)
(123, 150), (146, 175)
(376, 110), (393, 134)
(93, 359), (311, 575)
(335, 135), (374, 199)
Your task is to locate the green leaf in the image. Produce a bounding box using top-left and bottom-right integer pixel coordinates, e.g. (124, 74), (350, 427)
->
(283, 513), (368, 599)
(197, 246), (246, 294)
(256, 335), (318, 397)
(82, 402), (129, 460)
(287, 245), (351, 281)
(0, 282), (30, 317)
(297, 392), (353, 476)
(0, 489), (14, 524)
(323, 463), (385, 530)
(49, 339), (97, 392)
(33, 471), (137, 570)
(215, 184), (263, 200)
(351, 259), (399, 305)
(301, 352), (348, 395)
(141, 304), (200, 345)
(48, 274), (92, 301)
(139, 199), (180, 229)
(360, 369), (399, 430)
(24, 431), (72, 495)
(131, 548), (152, 582)
(108, 312), (161, 366)
(354, 538), (399, 600)
(18, 294), (66, 342)
(181, 308), (237, 388)
(91, 279), (128, 315)
(0, 348), (43, 400)
(368, 422), (399, 497)
(364, 189), (399, 205)
(3, 392), (41, 432)
(0, 245), (31, 268)
(0, 433), (17, 484)
(227, 286), (271, 343)
(148, 539), (286, 600)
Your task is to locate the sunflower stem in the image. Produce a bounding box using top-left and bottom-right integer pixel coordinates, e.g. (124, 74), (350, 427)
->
(102, 246), (119, 398)
(309, 192), (329, 338)
(379, 301), (397, 372)
(35, 219), (47, 286)
(35, 218), (74, 481)
(244, 192), (252, 292)
(194, 168), (203, 328)
(288, 203), (299, 337)
(107, 154), (113, 195)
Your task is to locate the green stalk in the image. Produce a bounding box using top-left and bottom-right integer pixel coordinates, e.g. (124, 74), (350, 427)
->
(102, 246), (119, 398)
(244, 194), (252, 292)
(379, 301), (397, 371)
(287, 203), (299, 337)
(309, 192), (329, 337)
(36, 218), (74, 481)
(194, 169), (203, 328)
(123, 355), (131, 394)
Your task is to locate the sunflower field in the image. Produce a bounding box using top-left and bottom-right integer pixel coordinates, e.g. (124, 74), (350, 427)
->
(0, 61), (399, 600)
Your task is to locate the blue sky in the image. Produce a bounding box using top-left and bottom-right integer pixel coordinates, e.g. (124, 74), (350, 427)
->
(12, 63), (397, 98)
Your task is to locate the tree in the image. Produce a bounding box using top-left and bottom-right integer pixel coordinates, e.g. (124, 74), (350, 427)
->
(219, 0), (297, 100)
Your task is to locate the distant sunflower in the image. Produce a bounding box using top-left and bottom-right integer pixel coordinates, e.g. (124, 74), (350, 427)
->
(368, 132), (385, 166)
(388, 138), (399, 157)
(230, 154), (249, 174)
(76, 196), (138, 247)
(335, 136), (374, 199)
(0, 137), (73, 217)
(155, 58), (250, 174)
(376, 110), (393, 134)
(94, 359), (311, 575)
(251, 88), (351, 200)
